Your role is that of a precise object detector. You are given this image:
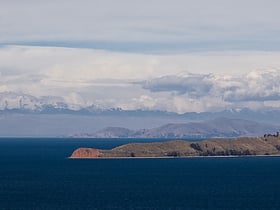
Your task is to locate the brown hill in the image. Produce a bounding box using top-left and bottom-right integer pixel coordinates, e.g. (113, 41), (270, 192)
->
(71, 148), (101, 158)
(70, 134), (280, 158)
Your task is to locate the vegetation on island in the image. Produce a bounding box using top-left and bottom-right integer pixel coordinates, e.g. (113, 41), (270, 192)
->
(70, 133), (280, 158)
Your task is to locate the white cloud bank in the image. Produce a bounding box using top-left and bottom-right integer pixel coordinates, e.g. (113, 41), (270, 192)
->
(0, 45), (280, 113)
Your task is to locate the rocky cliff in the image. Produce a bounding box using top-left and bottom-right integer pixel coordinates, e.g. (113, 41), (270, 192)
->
(71, 148), (101, 158)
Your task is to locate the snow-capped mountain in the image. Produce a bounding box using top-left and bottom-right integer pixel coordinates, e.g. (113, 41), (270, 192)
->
(0, 91), (279, 137)
(0, 91), (279, 123)
(0, 92), (81, 112)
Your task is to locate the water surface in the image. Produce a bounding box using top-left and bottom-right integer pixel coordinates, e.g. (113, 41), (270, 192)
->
(0, 138), (280, 210)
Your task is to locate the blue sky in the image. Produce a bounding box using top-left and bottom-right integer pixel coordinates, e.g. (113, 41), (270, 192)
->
(0, 0), (280, 113)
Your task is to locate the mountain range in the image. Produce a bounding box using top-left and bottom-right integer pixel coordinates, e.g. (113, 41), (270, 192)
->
(72, 118), (280, 139)
(0, 91), (279, 122)
(0, 92), (279, 137)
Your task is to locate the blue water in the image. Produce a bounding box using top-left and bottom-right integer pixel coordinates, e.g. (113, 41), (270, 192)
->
(0, 138), (280, 210)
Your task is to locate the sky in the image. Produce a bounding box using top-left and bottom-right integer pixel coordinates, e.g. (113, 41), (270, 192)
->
(0, 0), (280, 113)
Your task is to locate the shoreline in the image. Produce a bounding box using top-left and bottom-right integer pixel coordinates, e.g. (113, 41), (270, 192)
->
(69, 154), (280, 160)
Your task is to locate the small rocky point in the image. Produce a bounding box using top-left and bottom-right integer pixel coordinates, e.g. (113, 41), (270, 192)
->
(70, 148), (101, 158)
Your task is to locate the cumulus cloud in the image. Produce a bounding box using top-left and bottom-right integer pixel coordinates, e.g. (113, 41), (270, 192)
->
(141, 70), (280, 113)
(142, 73), (213, 96)
(214, 70), (280, 102)
(0, 45), (280, 113)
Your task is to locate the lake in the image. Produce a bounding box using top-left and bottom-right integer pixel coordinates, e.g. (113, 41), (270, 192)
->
(0, 138), (280, 210)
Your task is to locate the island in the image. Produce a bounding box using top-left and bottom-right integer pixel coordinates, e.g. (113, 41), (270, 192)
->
(70, 133), (280, 158)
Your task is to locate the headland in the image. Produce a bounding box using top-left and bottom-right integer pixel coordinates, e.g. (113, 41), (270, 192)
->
(70, 133), (280, 158)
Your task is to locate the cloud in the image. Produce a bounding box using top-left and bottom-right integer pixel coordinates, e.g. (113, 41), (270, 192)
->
(221, 70), (280, 102)
(142, 73), (213, 96)
(1, 0), (280, 113)
(1, 0), (280, 51)
(0, 45), (280, 113)
(142, 70), (280, 104)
